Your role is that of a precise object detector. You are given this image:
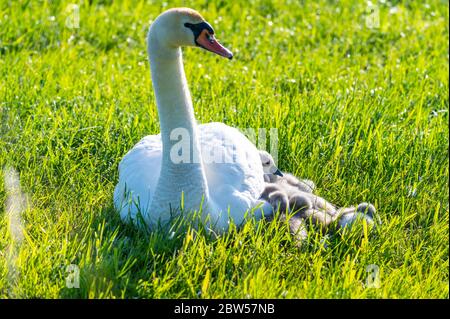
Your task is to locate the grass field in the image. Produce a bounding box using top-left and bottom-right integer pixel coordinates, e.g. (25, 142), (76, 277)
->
(0, 0), (448, 298)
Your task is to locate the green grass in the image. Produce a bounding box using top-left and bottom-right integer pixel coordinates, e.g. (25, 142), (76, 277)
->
(0, 0), (448, 298)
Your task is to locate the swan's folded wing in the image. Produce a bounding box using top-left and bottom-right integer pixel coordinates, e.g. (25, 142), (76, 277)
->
(199, 122), (266, 224)
(114, 134), (162, 223)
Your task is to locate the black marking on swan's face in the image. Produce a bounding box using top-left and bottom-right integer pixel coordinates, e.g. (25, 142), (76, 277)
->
(183, 20), (233, 59)
(184, 21), (215, 46)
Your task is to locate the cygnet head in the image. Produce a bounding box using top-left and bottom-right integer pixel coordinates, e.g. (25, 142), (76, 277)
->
(356, 202), (376, 218)
(148, 8), (233, 59)
(259, 150), (283, 177)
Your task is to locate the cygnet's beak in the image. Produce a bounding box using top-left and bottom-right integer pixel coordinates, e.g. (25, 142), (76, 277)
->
(196, 29), (233, 59)
(274, 168), (283, 177)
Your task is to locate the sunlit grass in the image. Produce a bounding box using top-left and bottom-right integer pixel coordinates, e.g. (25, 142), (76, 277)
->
(0, 0), (448, 298)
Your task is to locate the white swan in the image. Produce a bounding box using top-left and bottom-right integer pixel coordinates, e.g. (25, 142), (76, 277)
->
(114, 8), (271, 233)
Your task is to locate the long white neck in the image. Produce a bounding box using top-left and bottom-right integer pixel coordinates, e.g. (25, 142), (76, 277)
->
(147, 30), (209, 216)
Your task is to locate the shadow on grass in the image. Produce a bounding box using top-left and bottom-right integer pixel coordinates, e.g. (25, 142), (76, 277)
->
(59, 201), (228, 298)
(59, 197), (383, 298)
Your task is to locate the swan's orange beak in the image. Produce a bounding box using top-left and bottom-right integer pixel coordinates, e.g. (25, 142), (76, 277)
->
(196, 29), (233, 60)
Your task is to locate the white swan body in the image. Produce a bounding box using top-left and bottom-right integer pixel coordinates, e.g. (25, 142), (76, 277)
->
(114, 8), (271, 233)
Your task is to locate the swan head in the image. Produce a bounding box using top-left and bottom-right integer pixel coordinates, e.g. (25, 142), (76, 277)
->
(148, 8), (233, 59)
(259, 151), (283, 177)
